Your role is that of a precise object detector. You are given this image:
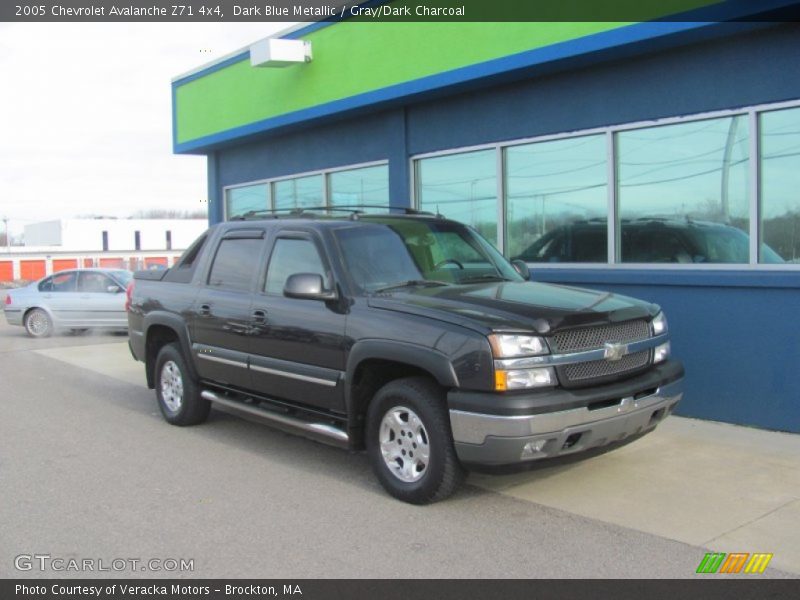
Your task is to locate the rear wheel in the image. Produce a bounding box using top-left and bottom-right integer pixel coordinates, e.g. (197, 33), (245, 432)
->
(366, 376), (465, 504)
(24, 309), (53, 338)
(155, 343), (210, 426)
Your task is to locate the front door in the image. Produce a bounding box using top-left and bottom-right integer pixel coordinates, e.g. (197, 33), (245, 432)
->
(249, 232), (346, 412)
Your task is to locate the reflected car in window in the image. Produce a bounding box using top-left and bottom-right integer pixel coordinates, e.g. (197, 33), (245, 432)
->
(3, 268), (132, 337)
(513, 218), (784, 264)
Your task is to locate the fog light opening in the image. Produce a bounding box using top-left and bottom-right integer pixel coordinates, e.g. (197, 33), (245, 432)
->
(650, 408), (666, 425)
(562, 433), (582, 450)
(521, 439), (549, 460)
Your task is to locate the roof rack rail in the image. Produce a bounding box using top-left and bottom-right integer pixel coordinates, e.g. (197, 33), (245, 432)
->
(230, 205), (436, 221)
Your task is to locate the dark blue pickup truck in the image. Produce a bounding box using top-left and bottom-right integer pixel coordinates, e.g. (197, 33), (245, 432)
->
(127, 209), (683, 504)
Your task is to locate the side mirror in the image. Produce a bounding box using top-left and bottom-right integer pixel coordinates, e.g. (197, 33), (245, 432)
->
(283, 273), (336, 301)
(511, 259), (531, 281)
(107, 285), (123, 293)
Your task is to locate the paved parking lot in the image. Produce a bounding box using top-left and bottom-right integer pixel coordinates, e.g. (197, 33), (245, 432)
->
(0, 318), (798, 578)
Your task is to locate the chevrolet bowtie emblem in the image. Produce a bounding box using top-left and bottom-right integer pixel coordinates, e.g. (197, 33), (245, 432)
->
(603, 342), (629, 361)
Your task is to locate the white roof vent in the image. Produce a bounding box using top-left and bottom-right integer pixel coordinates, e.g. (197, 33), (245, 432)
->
(250, 39), (312, 68)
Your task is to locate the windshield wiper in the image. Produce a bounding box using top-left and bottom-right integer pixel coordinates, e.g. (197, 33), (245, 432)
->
(372, 280), (450, 294)
(459, 273), (513, 283)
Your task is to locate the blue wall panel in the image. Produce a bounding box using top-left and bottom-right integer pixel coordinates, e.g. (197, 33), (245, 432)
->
(216, 108), (411, 203)
(405, 23), (800, 155)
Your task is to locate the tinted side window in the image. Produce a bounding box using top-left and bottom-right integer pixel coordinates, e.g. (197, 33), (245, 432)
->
(265, 238), (328, 295)
(40, 272), (77, 292)
(207, 239), (264, 291)
(164, 233), (208, 284)
(79, 272), (115, 293)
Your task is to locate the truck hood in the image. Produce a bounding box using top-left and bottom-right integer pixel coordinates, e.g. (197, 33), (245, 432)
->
(367, 281), (657, 335)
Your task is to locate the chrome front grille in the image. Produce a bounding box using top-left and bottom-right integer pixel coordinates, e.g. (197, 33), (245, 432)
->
(562, 350), (651, 383)
(552, 319), (652, 387)
(551, 319), (650, 353)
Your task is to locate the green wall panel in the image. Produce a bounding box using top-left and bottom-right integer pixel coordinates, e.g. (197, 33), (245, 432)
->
(175, 22), (628, 144)
(174, 0), (719, 145)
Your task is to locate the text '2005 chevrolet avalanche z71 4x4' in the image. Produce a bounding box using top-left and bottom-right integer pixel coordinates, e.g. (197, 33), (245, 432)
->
(127, 208), (684, 504)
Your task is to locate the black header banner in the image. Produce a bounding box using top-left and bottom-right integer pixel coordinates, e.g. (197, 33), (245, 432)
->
(3, 0), (800, 23)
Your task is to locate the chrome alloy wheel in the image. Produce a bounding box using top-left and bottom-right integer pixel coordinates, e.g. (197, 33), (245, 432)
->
(379, 406), (430, 483)
(26, 311), (50, 336)
(160, 360), (184, 413)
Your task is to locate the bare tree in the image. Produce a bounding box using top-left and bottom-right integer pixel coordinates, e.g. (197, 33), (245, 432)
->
(130, 209), (207, 219)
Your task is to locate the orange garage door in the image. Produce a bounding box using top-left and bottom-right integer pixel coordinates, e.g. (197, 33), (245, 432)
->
(20, 260), (46, 281)
(0, 261), (13, 282)
(99, 258), (124, 269)
(145, 257), (168, 268)
(52, 259), (78, 272)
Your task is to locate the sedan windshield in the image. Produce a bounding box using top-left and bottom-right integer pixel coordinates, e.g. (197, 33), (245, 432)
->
(334, 219), (522, 293)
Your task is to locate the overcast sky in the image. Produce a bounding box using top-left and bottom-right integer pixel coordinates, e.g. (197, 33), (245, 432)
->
(0, 22), (295, 236)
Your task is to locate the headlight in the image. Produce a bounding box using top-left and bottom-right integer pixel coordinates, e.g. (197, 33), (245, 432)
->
(653, 341), (670, 364)
(488, 334), (548, 358)
(651, 311), (668, 336)
(495, 367), (556, 391)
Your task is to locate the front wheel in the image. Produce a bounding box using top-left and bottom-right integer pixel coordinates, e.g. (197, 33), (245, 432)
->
(154, 343), (210, 426)
(366, 376), (465, 504)
(24, 308), (53, 338)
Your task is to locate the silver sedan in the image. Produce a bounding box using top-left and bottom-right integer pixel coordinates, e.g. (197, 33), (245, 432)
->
(3, 268), (132, 337)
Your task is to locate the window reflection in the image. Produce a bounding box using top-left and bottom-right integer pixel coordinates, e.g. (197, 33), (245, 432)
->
(760, 107), (800, 263)
(329, 165), (389, 211)
(273, 175), (323, 210)
(618, 116), (750, 263)
(416, 149), (498, 245)
(506, 135), (607, 262)
(225, 184), (269, 219)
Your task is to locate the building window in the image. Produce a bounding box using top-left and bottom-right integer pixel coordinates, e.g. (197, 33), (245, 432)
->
(329, 164), (389, 211)
(617, 116), (750, 264)
(165, 230), (172, 250)
(134, 231), (141, 251)
(415, 149), (498, 245)
(101, 231), (108, 251)
(273, 174), (323, 210)
(506, 135), (607, 262)
(225, 183), (269, 219)
(760, 106), (800, 263)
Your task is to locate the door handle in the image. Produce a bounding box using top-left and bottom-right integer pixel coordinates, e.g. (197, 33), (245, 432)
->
(252, 309), (268, 324)
(199, 304), (211, 316)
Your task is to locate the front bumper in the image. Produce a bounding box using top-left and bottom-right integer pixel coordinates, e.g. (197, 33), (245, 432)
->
(449, 363), (683, 466)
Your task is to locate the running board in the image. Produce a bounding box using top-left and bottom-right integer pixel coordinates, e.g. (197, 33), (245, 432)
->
(201, 390), (349, 448)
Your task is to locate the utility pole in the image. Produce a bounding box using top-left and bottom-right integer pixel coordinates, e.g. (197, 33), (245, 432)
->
(2, 217), (9, 253)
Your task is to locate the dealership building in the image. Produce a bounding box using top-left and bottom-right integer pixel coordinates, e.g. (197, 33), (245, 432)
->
(172, 5), (800, 432)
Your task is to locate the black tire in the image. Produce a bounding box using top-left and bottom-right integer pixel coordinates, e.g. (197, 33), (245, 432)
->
(366, 376), (465, 504)
(154, 343), (210, 426)
(24, 308), (53, 338)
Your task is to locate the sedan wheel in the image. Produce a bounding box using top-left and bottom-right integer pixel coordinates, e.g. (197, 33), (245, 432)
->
(24, 309), (53, 338)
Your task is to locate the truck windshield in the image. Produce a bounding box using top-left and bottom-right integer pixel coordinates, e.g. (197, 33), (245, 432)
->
(334, 220), (522, 293)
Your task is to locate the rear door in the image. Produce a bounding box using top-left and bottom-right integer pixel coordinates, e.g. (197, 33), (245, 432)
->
(190, 229), (267, 390)
(249, 230), (346, 412)
(37, 271), (82, 327)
